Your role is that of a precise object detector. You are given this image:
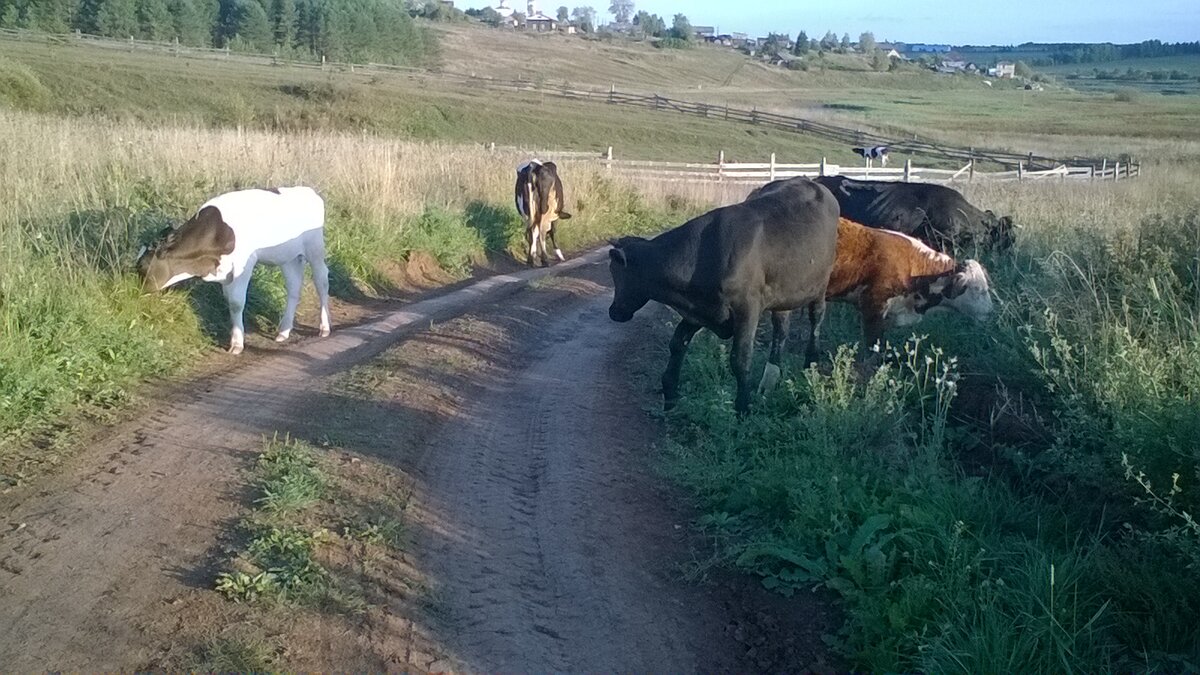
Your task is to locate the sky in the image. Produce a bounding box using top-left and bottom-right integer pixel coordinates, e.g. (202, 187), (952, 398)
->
(481, 0), (1198, 45)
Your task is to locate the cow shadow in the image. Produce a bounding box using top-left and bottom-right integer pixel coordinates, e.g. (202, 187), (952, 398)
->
(464, 201), (522, 255)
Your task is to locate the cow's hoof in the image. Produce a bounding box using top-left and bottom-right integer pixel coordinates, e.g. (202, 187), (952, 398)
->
(319, 327), (331, 338)
(228, 344), (244, 355)
(274, 331), (291, 343)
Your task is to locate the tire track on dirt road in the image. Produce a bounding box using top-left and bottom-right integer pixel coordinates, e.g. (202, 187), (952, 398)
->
(407, 276), (759, 672)
(0, 252), (605, 671)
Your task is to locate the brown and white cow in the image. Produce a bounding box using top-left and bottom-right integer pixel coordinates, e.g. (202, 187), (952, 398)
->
(515, 160), (571, 266)
(748, 178), (992, 359)
(822, 216), (993, 352)
(136, 186), (331, 355)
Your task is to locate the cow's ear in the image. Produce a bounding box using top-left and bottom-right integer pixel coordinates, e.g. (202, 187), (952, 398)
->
(609, 246), (628, 266)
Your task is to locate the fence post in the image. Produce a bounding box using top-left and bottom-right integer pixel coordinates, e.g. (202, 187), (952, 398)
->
(1027, 152), (1034, 168)
(751, 108), (758, 124)
(769, 153), (776, 181)
(1114, 161), (1121, 182)
(1018, 162), (1024, 181)
(488, 142), (496, 153)
(1100, 158), (1107, 179)
(609, 83), (614, 103)
(969, 158), (975, 183)
(819, 157), (827, 177)
(1090, 165), (1096, 181)
(718, 151), (725, 182)
(903, 159), (912, 182)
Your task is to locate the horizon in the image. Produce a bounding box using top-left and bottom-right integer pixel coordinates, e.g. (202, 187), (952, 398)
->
(467, 1), (1198, 45)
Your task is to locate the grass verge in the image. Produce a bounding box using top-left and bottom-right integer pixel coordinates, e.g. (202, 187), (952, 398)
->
(0, 110), (714, 483)
(656, 183), (1200, 671)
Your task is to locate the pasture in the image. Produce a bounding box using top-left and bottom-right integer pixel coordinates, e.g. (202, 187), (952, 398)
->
(0, 23), (1199, 671)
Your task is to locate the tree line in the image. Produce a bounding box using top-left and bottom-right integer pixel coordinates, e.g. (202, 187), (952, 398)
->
(1019, 40), (1200, 66)
(0, 0), (432, 64)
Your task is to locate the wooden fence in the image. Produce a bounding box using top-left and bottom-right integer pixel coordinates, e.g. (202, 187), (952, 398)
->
(512, 146), (1142, 185)
(0, 27), (1139, 176)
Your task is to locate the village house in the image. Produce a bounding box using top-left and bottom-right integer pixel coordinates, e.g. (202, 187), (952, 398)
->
(992, 61), (1017, 78)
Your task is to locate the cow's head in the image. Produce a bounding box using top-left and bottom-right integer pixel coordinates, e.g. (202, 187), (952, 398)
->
(608, 237), (651, 322)
(136, 206), (235, 293)
(983, 210), (1017, 251)
(928, 259), (993, 320)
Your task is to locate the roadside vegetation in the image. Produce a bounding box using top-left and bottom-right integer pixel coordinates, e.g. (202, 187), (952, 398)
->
(659, 171), (1200, 670)
(0, 108), (706, 481)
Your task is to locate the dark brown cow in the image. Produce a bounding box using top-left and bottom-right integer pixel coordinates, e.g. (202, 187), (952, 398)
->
(608, 177), (839, 414)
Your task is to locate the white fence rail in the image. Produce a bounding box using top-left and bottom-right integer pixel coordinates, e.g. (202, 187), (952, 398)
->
(520, 147), (1142, 185)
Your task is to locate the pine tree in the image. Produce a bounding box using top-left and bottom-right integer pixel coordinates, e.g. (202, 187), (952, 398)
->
(75, 0), (105, 32)
(269, 0), (295, 48)
(227, 0), (270, 50)
(27, 0), (72, 32)
(793, 30), (808, 55)
(0, 0), (23, 29)
(168, 0), (207, 44)
(136, 0), (173, 39)
(97, 0), (139, 37)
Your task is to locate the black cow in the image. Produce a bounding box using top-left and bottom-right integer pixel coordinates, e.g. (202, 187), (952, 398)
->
(814, 175), (1015, 252)
(608, 177), (839, 414)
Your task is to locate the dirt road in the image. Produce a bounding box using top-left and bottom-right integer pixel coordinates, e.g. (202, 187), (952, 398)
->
(0, 253), (829, 671)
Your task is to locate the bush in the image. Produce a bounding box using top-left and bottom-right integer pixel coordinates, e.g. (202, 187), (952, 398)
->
(653, 36), (693, 50)
(0, 57), (50, 110)
(1113, 88), (1140, 102)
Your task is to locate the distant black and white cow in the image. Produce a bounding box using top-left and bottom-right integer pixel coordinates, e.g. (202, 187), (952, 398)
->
(814, 175), (1016, 252)
(515, 160), (572, 266)
(608, 177), (839, 414)
(852, 145), (890, 168)
(136, 186), (331, 355)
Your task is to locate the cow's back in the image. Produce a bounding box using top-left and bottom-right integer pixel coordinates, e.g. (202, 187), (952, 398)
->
(695, 178), (839, 312)
(203, 187), (325, 254)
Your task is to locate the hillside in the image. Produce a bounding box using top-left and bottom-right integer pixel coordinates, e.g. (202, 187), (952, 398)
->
(430, 23), (1200, 159)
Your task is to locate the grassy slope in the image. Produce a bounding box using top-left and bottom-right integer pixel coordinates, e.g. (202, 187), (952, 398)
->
(0, 39), (842, 163)
(432, 24), (1200, 157)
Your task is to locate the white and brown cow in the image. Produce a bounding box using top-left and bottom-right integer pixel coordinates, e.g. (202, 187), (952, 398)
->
(515, 160), (571, 266)
(136, 186), (331, 355)
(821, 216), (993, 351)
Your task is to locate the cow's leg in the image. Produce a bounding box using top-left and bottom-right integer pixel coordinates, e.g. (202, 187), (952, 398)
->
(758, 310), (790, 395)
(538, 222), (552, 267)
(222, 264), (255, 355)
(310, 254), (332, 337)
(730, 313), (760, 415)
(804, 297), (827, 365)
(528, 226), (540, 267)
(662, 319), (702, 411)
(548, 221), (565, 262)
(275, 256), (305, 343)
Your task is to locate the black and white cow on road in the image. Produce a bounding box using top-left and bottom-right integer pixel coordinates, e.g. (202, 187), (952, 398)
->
(515, 160), (571, 267)
(607, 177), (840, 414)
(814, 175), (1016, 252)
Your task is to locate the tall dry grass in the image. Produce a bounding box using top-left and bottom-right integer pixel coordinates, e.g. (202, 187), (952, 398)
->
(0, 109), (732, 470)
